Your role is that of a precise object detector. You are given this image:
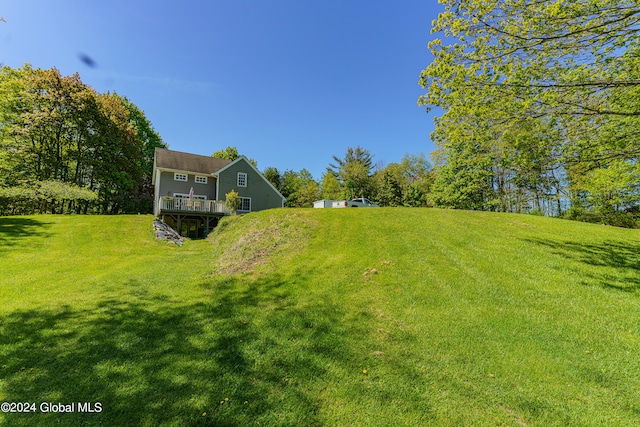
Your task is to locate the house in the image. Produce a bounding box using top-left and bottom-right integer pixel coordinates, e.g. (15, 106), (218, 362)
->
(152, 148), (285, 238)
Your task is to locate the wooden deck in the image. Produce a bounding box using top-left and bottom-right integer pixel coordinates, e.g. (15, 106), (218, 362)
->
(157, 197), (231, 216)
(156, 197), (231, 238)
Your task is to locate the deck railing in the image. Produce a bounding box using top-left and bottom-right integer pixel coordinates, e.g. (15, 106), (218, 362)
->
(159, 197), (231, 215)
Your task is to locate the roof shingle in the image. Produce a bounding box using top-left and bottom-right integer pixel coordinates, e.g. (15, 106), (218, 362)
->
(154, 148), (232, 175)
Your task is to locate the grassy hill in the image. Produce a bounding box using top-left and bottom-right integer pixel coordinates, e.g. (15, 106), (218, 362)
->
(1, 209), (639, 426)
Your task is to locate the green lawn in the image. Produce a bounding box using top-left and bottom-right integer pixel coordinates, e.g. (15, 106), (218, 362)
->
(1, 210), (639, 426)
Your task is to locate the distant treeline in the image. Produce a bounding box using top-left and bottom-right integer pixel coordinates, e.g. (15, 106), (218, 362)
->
(261, 146), (434, 210)
(0, 64), (166, 215)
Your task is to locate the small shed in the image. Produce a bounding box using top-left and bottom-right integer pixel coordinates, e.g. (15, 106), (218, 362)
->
(313, 200), (335, 208)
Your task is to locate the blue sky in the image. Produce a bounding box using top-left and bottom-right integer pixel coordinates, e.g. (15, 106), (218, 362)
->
(1, 1), (441, 179)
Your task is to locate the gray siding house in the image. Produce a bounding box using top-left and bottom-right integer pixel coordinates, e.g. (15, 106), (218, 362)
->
(152, 148), (285, 237)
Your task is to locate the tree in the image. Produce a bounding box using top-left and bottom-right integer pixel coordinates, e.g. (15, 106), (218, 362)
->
(294, 169), (321, 208)
(320, 171), (343, 200)
(374, 169), (403, 207)
(420, 0), (640, 125)
(212, 146), (257, 168)
(281, 169), (320, 208)
(0, 65), (161, 215)
(328, 146), (374, 199)
(403, 184), (425, 208)
(0, 64), (31, 186)
(262, 166), (281, 192)
(369, 153), (433, 207)
(0, 180), (97, 215)
(119, 95), (167, 212)
(91, 92), (143, 213)
(572, 160), (640, 215)
(399, 153), (432, 186)
(212, 146), (239, 161)
(419, 0), (640, 223)
(398, 153), (433, 207)
(10, 67), (98, 184)
(225, 189), (240, 214)
(430, 141), (495, 210)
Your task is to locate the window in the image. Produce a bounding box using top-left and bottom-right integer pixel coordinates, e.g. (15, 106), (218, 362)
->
(237, 172), (247, 187)
(174, 173), (188, 182)
(239, 197), (251, 212)
(194, 176), (208, 184)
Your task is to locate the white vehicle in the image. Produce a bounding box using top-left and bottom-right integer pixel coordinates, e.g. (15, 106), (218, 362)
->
(331, 198), (380, 208)
(313, 200), (335, 208)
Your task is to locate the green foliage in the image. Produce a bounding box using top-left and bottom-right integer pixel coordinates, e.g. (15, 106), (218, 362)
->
(262, 166), (281, 191)
(399, 153), (432, 185)
(0, 181), (97, 215)
(372, 153), (433, 207)
(402, 184), (425, 207)
(212, 146), (257, 168)
(119, 95), (167, 213)
(0, 66), (29, 186)
(320, 171), (342, 200)
(374, 169), (403, 207)
(91, 92), (144, 214)
(2, 211), (640, 425)
(419, 0), (640, 224)
(263, 166), (322, 208)
(212, 145), (239, 161)
(37, 180), (96, 201)
(322, 150), (433, 207)
(430, 142), (494, 210)
(280, 169), (320, 208)
(224, 189), (241, 213)
(328, 146), (374, 199)
(0, 65), (163, 215)
(574, 160), (640, 214)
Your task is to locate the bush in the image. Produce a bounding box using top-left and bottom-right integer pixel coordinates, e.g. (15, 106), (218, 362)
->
(0, 181), (97, 215)
(225, 189), (241, 214)
(564, 206), (639, 228)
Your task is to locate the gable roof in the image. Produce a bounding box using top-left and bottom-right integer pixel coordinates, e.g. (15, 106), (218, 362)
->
(154, 148), (232, 175)
(153, 150), (286, 203)
(214, 156), (286, 202)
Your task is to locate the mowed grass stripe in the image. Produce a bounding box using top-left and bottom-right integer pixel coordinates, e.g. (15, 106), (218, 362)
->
(1, 210), (639, 426)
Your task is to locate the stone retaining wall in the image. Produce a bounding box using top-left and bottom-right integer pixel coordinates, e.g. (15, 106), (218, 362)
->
(153, 219), (185, 245)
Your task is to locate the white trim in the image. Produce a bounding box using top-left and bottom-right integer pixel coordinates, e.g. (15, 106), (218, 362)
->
(213, 157), (286, 203)
(174, 172), (188, 182)
(216, 175), (220, 203)
(154, 168), (162, 215)
(238, 197), (251, 212)
(237, 172), (247, 187)
(194, 176), (208, 184)
(174, 193), (207, 200)
(156, 166), (201, 175)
